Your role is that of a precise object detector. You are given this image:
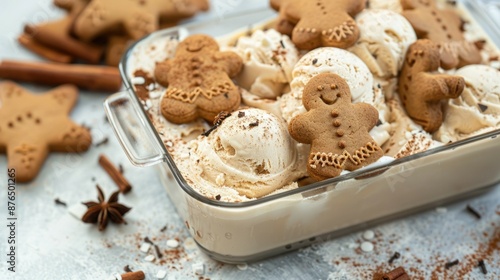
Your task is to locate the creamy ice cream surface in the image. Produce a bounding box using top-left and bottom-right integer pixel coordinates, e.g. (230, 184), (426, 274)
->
(435, 65), (500, 143)
(232, 29), (299, 99)
(350, 9), (417, 78)
(185, 108), (307, 199)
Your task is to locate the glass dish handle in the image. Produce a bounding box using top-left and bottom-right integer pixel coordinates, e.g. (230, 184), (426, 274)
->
(103, 91), (165, 167)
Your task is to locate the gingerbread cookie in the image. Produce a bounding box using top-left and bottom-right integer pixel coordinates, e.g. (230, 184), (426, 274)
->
(0, 82), (92, 182)
(401, 0), (481, 69)
(288, 73), (383, 181)
(155, 34), (243, 124)
(398, 39), (465, 133)
(270, 0), (366, 50)
(25, 0), (104, 64)
(73, 0), (209, 41)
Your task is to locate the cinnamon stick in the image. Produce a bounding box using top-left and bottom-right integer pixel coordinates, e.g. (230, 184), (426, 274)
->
(121, 271), (145, 280)
(17, 33), (73, 64)
(98, 154), (132, 193)
(382, 267), (410, 280)
(0, 60), (122, 92)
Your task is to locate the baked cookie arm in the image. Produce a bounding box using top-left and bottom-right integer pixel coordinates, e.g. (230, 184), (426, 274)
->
(345, 0), (366, 17)
(355, 103), (379, 131)
(288, 114), (314, 144)
(215, 51), (243, 78)
(73, 2), (119, 41)
(7, 143), (48, 183)
(123, 11), (158, 40)
(154, 59), (173, 87)
(424, 73), (464, 101)
(49, 120), (92, 153)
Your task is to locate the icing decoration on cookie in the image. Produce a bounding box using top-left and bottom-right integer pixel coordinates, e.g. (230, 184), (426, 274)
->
(155, 34), (243, 124)
(288, 73), (383, 181)
(401, 0), (481, 69)
(0, 82), (92, 182)
(73, 0), (209, 41)
(270, 0), (366, 50)
(398, 39), (465, 133)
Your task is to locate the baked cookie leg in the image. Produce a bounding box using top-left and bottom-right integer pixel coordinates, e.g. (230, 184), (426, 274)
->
(7, 143), (48, 183)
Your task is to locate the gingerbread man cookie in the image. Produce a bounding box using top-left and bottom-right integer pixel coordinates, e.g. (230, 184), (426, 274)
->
(401, 0), (481, 69)
(288, 73), (383, 181)
(155, 34), (243, 124)
(398, 39), (465, 133)
(73, 0), (209, 41)
(0, 82), (92, 182)
(270, 0), (366, 50)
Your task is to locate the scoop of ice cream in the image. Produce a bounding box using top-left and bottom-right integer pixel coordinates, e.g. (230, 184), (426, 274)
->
(367, 0), (402, 12)
(383, 98), (442, 157)
(232, 29), (299, 99)
(189, 108), (306, 198)
(281, 47), (375, 122)
(349, 9), (417, 78)
(435, 65), (500, 143)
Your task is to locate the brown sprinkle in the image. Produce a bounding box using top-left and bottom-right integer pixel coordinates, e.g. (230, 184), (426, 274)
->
(123, 265), (132, 273)
(160, 225), (167, 232)
(54, 198), (67, 207)
(98, 154), (132, 194)
(388, 252), (401, 264)
(478, 259), (488, 274)
(249, 120), (259, 128)
(445, 259), (459, 269)
(215, 194), (221, 200)
(94, 137), (109, 147)
(466, 204), (482, 219)
(238, 111), (245, 118)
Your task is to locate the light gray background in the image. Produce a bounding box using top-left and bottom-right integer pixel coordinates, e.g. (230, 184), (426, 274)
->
(0, 0), (499, 279)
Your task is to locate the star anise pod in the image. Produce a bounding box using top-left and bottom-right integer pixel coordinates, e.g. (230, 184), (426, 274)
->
(82, 185), (131, 231)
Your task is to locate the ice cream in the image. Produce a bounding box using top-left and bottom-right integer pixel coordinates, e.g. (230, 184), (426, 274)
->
(232, 29), (299, 99)
(383, 98), (442, 157)
(349, 9), (417, 78)
(186, 108), (307, 199)
(435, 65), (500, 143)
(367, 0), (402, 13)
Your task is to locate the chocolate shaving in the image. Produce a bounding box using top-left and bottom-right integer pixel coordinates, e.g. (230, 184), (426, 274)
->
(388, 252), (401, 264)
(202, 111), (231, 137)
(160, 225), (167, 232)
(478, 259), (488, 274)
(478, 103), (488, 113)
(466, 204), (482, 219)
(54, 198), (67, 207)
(376, 119), (383, 126)
(280, 40), (285, 49)
(445, 259), (459, 269)
(144, 236), (154, 245)
(238, 111), (245, 118)
(312, 58), (318, 65)
(215, 194), (221, 200)
(119, 164), (124, 174)
(447, 0), (457, 5)
(377, 84), (381, 89)
(124, 265), (132, 273)
(249, 120), (259, 128)
(95, 137), (109, 147)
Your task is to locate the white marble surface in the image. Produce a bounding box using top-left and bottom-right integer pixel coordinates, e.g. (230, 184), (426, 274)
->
(1, 0), (500, 279)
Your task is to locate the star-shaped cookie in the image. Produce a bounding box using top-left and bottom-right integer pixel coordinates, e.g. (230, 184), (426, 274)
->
(73, 0), (209, 41)
(0, 82), (92, 182)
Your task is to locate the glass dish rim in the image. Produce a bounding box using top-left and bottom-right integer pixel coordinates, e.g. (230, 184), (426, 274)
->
(118, 6), (500, 208)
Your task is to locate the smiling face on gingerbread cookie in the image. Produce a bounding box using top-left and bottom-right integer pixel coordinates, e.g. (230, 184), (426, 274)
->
(177, 34), (219, 54)
(303, 78), (351, 110)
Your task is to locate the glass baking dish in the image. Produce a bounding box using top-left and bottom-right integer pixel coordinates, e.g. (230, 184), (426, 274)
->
(104, 3), (500, 264)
